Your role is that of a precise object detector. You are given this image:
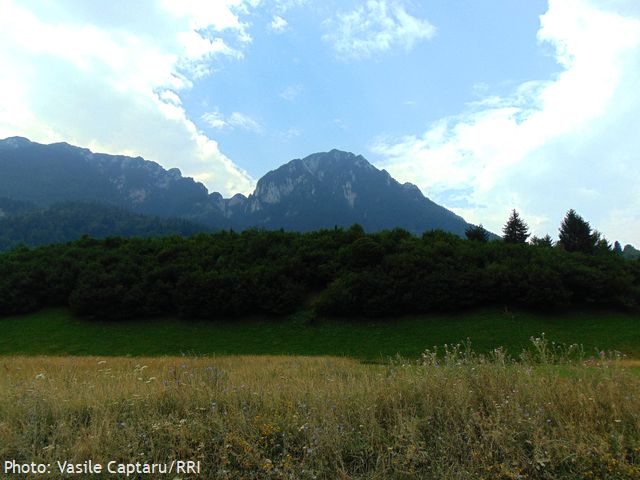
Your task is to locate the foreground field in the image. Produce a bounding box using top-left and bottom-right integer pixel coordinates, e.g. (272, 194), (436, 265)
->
(1, 351), (639, 479)
(1, 308), (640, 359)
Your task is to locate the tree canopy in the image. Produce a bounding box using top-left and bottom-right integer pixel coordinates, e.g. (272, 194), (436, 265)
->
(465, 224), (489, 243)
(530, 235), (554, 247)
(0, 224), (637, 320)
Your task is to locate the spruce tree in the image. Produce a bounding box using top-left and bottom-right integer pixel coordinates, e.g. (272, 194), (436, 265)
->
(558, 209), (596, 253)
(613, 241), (623, 255)
(502, 209), (529, 244)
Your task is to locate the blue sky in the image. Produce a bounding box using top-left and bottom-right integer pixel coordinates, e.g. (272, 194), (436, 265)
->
(1, 0), (639, 245)
(190, 1), (556, 176)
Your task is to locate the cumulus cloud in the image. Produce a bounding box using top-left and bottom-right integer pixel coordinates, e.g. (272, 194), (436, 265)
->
(372, 0), (640, 245)
(323, 0), (436, 60)
(0, 0), (255, 196)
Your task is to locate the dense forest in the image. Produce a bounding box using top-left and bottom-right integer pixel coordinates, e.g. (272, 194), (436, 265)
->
(0, 201), (210, 251)
(0, 209), (638, 320)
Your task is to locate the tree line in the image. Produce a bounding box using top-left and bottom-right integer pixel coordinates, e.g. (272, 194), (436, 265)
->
(466, 209), (618, 253)
(0, 201), (209, 251)
(0, 210), (638, 320)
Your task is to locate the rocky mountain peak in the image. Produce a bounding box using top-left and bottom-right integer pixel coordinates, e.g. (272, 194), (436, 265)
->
(251, 150), (378, 207)
(298, 149), (374, 176)
(0, 136), (33, 150)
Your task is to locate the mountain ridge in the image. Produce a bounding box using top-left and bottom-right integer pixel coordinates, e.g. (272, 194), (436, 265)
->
(0, 137), (472, 235)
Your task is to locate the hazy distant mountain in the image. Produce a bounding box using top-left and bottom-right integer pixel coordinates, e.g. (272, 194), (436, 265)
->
(0, 136), (228, 226)
(623, 244), (640, 260)
(0, 197), (37, 218)
(0, 137), (472, 236)
(0, 201), (210, 251)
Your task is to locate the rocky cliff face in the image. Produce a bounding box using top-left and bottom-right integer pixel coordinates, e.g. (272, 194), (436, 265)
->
(228, 149), (471, 234)
(0, 138), (472, 235)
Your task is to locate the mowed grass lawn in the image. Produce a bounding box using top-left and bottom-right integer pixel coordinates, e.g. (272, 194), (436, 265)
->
(0, 308), (638, 359)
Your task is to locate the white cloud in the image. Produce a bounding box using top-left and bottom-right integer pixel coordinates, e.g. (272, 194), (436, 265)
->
(372, 0), (640, 245)
(332, 118), (347, 130)
(278, 127), (301, 140)
(228, 112), (263, 132)
(270, 15), (288, 33)
(158, 90), (182, 106)
(279, 84), (302, 101)
(273, 0), (308, 14)
(202, 109), (263, 133)
(160, 0), (251, 38)
(201, 110), (228, 129)
(323, 0), (436, 60)
(0, 0), (255, 196)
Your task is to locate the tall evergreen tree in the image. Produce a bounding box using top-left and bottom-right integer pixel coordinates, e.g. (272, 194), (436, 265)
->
(613, 241), (623, 255)
(502, 210), (529, 244)
(558, 209), (596, 253)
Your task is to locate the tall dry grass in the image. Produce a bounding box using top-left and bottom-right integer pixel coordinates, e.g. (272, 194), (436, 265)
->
(0, 344), (639, 479)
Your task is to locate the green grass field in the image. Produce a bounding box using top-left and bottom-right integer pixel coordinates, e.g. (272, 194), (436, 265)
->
(1, 308), (638, 360)
(2, 311), (640, 478)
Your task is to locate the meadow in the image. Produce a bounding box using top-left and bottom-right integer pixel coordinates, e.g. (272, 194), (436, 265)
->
(1, 345), (639, 479)
(1, 308), (640, 359)
(1, 310), (639, 478)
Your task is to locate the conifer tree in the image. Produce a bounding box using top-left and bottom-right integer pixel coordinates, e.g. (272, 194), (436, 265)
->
(502, 209), (529, 244)
(530, 234), (553, 247)
(465, 224), (489, 243)
(613, 241), (623, 255)
(558, 209), (596, 253)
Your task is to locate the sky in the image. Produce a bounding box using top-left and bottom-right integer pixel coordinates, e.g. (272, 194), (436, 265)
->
(0, 0), (639, 245)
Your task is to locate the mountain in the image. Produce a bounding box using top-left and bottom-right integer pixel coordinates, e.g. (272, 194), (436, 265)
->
(0, 197), (37, 217)
(0, 201), (210, 251)
(0, 137), (472, 236)
(0, 136), (228, 226)
(233, 150), (470, 234)
(623, 244), (640, 260)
